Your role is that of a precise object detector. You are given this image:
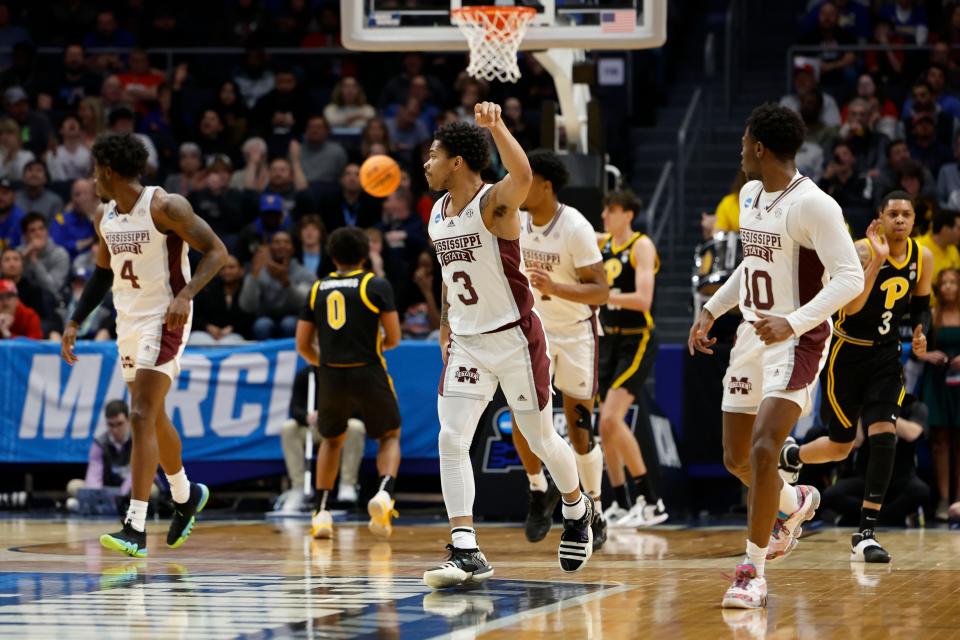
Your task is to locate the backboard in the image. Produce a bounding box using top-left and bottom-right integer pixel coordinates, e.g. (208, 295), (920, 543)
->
(340, 0), (667, 52)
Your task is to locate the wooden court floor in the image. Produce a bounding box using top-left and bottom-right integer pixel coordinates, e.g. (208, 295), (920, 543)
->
(1, 517), (959, 639)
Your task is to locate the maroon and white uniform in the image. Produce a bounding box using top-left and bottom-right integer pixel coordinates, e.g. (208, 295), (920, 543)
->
(704, 173), (862, 414)
(520, 204), (601, 401)
(430, 184), (551, 414)
(100, 186), (192, 382)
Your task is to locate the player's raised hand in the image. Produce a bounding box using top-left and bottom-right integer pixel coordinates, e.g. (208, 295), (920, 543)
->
(688, 308), (717, 356)
(753, 312), (795, 345)
(165, 294), (191, 331)
(474, 102), (502, 129)
(60, 321), (78, 365)
(912, 324), (927, 358)
(865, 219), (889, 262)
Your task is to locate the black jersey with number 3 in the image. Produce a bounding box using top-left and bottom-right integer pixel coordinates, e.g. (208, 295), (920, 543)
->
(833, 238), (922, 344)
(299, 270), (396, 367)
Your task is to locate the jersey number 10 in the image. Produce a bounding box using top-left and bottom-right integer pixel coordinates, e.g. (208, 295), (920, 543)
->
(742, 267), (774, 311)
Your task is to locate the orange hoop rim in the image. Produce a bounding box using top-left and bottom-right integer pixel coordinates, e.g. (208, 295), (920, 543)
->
(450, 5), (537, 24)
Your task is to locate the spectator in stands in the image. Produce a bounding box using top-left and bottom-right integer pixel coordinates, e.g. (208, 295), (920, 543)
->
(107, 105), (158, 176)
(798, 1), (857, 95)
(195, 109), (231, 161)
(379, 52), (446, 110)
(320, 163), (382, 233)
(0, 247), (56, 336)
(377, 189), (426, 310)
(324, 77), (375, 130)
(231, 136), (269, 191)
(385, 75), (440, 130)
(455, 77), (488, 122)
(189, 156), (248, 252)
(3, 85), (50, 160)
(872, 139), (936, 206)
(49, 178), (96, 261)
(77, 97), (104, 149)
(924, 64), (960, 120)
(54, 266), (113, 342)
(294, 115), (347, 185)
(0, 5), (30, 54)
(19, 212), (68, 301)
(801, 0), (870, 42)
(866, 17), (908, 91)
(780, 62), (841, 127)
(190, 254), (252, 344)
(711, 170), (747, 233)
(359, 117), (391, 161)
(164, 142), (206, 196)
(837, 97), (890, 175)
(0, 278), (40, 339)
(819, 140), (872, 236)
(262, 156), (315, 221)
(239, 229), (314, 339)
(15, 161), (63, 220)
(234, 45), (275, 110)
(99, 75), (124, 114)
(297, 214), (324, 277)
(38, 44), (103, 114)
(214, 80), (250, 148)
(116, 48), (164, 115)
(82, 10), (135, 50)
(907, 113), (953, 175)
(800, 89), (839, 151)
(918, 268), (960, 520)
(902, 80), (955, 147)
(940, 133), (960, 209)
(918, 209), (960, 284)
(409, 249), (441, 338)
(365, 227), (386, 278)
(0, 178), (24, 250)
(934, 6), (960, 79)
(237, 193), (291, 265)
(386, 98), (430, 166)
(880, 0), (929, 45)
(252, 65), (310, 157)
(503, 96), (535, 151)
(0, 118), (32, 182)
(843, 74), (899, 140)
(47, 114), (92, 182)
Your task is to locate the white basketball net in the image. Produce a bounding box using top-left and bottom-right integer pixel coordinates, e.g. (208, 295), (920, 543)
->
(451, 6), (536, 83)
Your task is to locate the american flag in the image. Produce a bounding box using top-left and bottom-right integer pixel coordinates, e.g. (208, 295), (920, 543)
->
(600, 9), (636, 33)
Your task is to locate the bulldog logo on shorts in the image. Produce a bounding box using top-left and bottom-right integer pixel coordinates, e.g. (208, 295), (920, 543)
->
(728, 377), (752, 394)
(455, 367), (480, 384)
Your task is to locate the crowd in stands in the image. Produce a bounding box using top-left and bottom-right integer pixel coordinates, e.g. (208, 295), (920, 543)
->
(0, 2), (557, 345)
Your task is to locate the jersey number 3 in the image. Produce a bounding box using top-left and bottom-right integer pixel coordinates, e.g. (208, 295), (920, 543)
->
(120, 260), (140, 289)
(452, 271), (479, 305)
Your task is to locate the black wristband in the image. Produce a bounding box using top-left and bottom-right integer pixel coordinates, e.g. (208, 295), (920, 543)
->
(70, 266), (113, 326)
(910, 294), (931, 334)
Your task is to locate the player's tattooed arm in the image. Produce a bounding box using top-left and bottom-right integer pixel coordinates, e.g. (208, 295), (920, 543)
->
(153, 191), (229, 301)
(843, 225), (886, 315)
(475, 101), (530, 241)
(439, 283), (451, 364)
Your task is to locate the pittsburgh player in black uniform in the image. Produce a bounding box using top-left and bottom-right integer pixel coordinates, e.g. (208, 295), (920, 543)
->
(779, 191), (932, 562)
(596, 190), (668, 528)
(295, 227), (402, 540)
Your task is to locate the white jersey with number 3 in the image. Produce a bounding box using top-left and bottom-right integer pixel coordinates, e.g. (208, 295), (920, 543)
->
(429, 184), (534, 336)
(100, 186), (192, 319)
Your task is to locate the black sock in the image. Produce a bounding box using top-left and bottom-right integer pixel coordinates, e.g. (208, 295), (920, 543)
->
(635, 475), (659, 504)
(860, 507), (880, 533)
(862, 431), (897, 526)
(613, 484), (630, 510)
(378, 475), (396, 498)
(314, 489), (330, 513)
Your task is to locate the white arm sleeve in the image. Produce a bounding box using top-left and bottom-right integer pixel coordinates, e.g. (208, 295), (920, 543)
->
(703, 265), (742, 318)
(784, 195), (864, 336)
(569, 218), (604, 268)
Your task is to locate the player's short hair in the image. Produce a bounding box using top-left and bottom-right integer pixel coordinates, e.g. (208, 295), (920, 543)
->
(327, 226), (370, 267)
(932, 208), (960, 233)
(878, 190), (914, 212)
(433, 121), (490, 173)
(745, 103), (806, 161)
(92, 133), (148, 178)
(20, 212), (47, 233)
(527, 149), (569, 193)
(104, 399), (129, 419)
(603, 189), (643, 216)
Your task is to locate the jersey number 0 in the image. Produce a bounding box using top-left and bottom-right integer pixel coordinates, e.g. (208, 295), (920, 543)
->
(326, 290), (346, 330)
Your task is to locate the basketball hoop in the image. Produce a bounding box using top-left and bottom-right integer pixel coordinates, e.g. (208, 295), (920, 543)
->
(451, 6), (536, 83)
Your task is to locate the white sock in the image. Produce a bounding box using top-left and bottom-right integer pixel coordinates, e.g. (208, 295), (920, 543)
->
(561, 495), (587, 521)
(451, 526), (477, 549)
(778, 482), (800, 516)
(575, 446), (603, 499)
(166, 468), (191, 504)
(745, 540), (767, 577)
(528, 471), (547, 493)
(125, 499), (148, 533)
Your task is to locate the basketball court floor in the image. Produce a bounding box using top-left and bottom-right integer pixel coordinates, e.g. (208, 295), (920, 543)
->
(2, 517), (958, 638)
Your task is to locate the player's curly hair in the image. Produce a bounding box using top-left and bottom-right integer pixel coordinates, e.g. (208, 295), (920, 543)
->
(434, 121), (490, 173)
(527, 149), (569, 192)
(92, 133), (148, 178)
(745, 103), (806, 161)
(327, 226), (370, 268)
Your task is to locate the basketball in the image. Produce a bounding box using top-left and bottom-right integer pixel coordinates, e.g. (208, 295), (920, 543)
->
(360, 154), (401, 198)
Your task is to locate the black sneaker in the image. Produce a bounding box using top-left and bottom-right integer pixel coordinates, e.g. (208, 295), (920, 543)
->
(778, 436), (802, 484)
(558, 496), (593, 572)
(524, 480), (561, 543)
(423, 544), (494, 589)
(100, 521), (147, 558)
(850, 529), (891, 563)
(590, 498), (607, 551)
(166, 483), (210, 549)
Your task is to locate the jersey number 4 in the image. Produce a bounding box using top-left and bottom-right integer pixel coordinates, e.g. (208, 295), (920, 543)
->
(120, 260), (141, 289)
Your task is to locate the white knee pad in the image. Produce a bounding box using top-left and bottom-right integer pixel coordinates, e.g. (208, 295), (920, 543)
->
(437, 395), (488, 518)
(514, 406), (579, 495)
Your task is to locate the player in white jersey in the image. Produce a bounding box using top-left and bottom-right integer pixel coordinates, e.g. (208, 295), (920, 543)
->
(688, 104), (863, 608)
(507, 150), (610, 549)
(61, 133), (228, 558)
(422, 104), (594, 589)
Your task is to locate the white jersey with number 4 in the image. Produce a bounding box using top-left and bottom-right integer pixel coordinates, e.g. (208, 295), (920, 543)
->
(519, 203), (602, 330)
(100, 186), (192, 319)
(429, 184), (535, 336)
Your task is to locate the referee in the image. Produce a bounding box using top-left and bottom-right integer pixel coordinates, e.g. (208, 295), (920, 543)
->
(295, 226), (402, 540)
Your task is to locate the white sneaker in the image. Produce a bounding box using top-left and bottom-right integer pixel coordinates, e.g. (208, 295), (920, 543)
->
(311, 509), (333, 539)
(603, 503), (629, 527)
(367, 490), (398, 538)
(638, 499), (669, 527)
(721, 563), (767, 609)
(279, 490), (304, 514)
(337, 483), (358, 504)
(767, 485), (819, 562)
(613, 500), (649, 528)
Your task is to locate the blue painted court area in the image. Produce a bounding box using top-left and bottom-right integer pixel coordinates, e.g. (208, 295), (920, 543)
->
(0, 572), (616, 639)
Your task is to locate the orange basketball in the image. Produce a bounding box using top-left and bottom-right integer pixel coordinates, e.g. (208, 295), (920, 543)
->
(360, 154), (401, 198)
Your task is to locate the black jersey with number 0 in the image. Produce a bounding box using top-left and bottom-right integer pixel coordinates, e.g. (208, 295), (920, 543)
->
(300, 270), (396, 367)
(833, 238), (922, 345)
(598, 232), (659, 330)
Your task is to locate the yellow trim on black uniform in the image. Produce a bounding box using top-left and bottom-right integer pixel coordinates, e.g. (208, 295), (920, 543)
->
(309, 281), (321, 311)
(359, 272), (379, 313)
(826, 336), (853, 429)
(611, 328), (651, 390)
